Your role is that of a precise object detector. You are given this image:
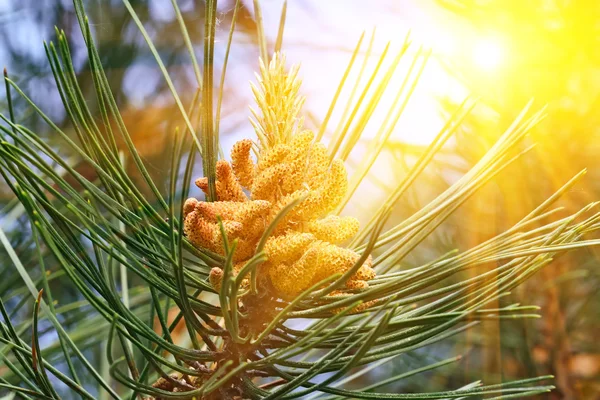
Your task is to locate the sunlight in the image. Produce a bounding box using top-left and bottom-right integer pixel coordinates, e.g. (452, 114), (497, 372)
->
(471, 37), (505, 71)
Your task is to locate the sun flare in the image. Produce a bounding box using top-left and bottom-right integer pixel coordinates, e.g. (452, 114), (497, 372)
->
(471, 37), (505, 71)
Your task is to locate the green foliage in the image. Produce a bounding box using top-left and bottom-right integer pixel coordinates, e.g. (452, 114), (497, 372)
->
(0, 0), (598, 398)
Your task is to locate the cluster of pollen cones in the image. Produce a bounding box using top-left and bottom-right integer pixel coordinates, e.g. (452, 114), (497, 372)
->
(182, 54), (376, 304)
(183, 131), (376, 300)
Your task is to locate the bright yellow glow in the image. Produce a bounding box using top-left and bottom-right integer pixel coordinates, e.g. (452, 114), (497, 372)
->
(471, 38), (505, 71)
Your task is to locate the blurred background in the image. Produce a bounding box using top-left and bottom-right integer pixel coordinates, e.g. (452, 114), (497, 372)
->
(1, 0), (599, 398)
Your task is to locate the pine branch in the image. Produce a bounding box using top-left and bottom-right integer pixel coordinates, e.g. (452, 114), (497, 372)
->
(0, 1), (597, 399)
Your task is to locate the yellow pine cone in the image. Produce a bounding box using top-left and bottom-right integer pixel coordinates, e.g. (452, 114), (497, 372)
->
(263, 231), (316, 265)
(307, 215), (360, 244)
(267, 242), (376, 300)
(209, 263), (250, 292)
(183, 197), (269, 262)
(231, 139), (255, 189)
(196, 160), (248, 202)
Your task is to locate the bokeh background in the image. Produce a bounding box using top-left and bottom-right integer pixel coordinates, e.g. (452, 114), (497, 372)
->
(1, 0), (599, 398)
